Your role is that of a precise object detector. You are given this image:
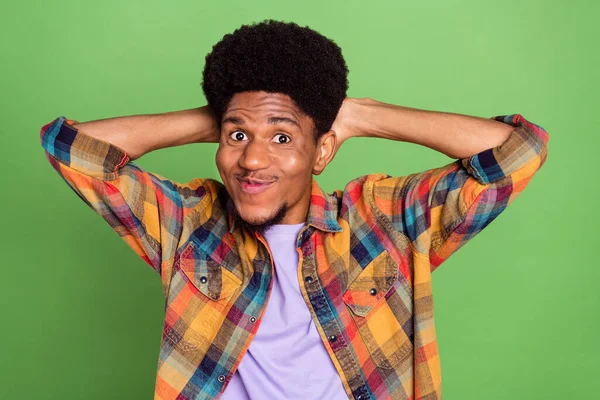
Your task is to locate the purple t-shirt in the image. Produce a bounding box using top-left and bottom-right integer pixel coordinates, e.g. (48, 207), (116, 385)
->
(220, 223), (348, 399)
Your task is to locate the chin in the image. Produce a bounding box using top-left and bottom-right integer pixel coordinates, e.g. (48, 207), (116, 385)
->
(240, 213), (272, 226)
(233, 202), (288, 232)
(236, 204), (274, 222)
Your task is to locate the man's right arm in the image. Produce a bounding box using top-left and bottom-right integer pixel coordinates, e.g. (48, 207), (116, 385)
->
(40, 107), (220, 285)
(70, 106), (220, 160)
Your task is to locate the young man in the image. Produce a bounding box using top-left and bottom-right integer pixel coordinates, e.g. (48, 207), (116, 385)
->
(40, 20), (549, 400)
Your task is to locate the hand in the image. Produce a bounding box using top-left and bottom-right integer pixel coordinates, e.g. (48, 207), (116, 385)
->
(330, 97), (356, 156)
(329, 97), (375, 161)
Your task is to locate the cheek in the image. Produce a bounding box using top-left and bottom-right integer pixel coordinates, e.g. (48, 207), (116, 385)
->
(279, 150), (314, 176)
(275, 155), (314, 195)
(216, 146), (233, 166)
(215, 147), (223, 166)
(215, 148), (233, 179)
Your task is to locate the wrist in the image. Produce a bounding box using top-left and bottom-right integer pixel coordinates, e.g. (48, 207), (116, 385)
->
(347, 97), (379, 138)
(332, 97), (363, 142)
(157, 106), (219, 146)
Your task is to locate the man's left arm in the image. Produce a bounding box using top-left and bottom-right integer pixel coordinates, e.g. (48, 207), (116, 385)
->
(332, 98), (549, 272)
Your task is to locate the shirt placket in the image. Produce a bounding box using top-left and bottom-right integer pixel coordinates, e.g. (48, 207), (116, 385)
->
(296, 228), (372, 400)
(214, 233), (275, 399)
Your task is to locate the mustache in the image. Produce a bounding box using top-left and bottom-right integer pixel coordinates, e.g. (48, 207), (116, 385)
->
(234, 173), (279, 181)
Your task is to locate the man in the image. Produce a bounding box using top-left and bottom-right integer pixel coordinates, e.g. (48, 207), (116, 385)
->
(40, 20), (549, 400)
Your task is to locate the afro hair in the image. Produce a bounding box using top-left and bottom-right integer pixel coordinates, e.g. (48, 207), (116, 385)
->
(201, 19), (349, 140)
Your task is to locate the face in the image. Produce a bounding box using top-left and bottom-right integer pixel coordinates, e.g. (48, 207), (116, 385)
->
(215, 91), (336, 231)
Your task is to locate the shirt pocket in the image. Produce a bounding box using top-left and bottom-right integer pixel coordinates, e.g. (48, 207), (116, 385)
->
(162, 242), (242, 357)
(178, 242), (243, 301)
(342, 250), (413, 369)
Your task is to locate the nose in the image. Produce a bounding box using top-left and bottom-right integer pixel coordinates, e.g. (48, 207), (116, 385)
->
(238, 138), (271, 171)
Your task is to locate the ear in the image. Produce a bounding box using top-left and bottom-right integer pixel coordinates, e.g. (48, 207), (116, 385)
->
(312, 130), (337, 175)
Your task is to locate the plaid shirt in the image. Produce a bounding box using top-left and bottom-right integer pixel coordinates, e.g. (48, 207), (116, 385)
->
(40, 113), (548, 400)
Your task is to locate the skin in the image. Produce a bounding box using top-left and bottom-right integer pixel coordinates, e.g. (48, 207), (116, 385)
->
(70, 93), (513, 232)
(215, 91), (339, 229)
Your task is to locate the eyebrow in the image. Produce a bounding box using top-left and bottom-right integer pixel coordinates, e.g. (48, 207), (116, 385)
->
(222, 116), (301, 129)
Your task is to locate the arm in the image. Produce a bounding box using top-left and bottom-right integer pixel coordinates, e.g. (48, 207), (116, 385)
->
(40, 107), (220, 284)
(333, 97), (549, 272)
(333, 97), (515, 159)
(70, 106), (220, 160)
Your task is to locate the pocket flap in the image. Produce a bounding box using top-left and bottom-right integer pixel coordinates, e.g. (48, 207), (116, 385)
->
(179, 242), (242, 301)
(343, 250), (399, 317)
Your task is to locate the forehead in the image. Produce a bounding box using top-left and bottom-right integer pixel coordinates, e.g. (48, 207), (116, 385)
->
(224, 91), (307, 122)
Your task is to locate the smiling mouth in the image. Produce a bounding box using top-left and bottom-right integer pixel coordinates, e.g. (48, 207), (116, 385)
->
(237, 178), (277, 194)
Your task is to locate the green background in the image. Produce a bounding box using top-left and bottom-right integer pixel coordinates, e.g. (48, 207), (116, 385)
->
(1, 0), (597, 398)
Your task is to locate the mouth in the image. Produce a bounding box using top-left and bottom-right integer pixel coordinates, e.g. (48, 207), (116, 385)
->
(236, 177), (277, 195)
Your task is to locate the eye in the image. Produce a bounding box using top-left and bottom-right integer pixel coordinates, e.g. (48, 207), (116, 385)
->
(273, 133), (291, 144)
(229, 130), (248, 141)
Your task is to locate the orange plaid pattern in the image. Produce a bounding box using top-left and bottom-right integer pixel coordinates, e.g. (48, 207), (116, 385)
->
(40, 113), (548, 399)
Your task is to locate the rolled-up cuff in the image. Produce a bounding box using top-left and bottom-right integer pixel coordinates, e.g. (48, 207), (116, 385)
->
(40, 116), (130, 181)
(461, 114), (549, 184)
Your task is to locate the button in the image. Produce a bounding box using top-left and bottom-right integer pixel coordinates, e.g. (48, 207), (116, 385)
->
(218, 375), (226, 382)
(369, 288), (377, 296)
(199, 276), (208, 284)
(328, 334), (337, 342)
(305, 276), (313, 283)
(249, 316), (256, 323)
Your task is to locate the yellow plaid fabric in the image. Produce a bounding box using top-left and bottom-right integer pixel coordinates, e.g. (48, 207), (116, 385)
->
(40, 113), (549, 399)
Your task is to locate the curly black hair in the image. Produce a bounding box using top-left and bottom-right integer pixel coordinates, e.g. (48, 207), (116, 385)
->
(201, 19), (349, 141)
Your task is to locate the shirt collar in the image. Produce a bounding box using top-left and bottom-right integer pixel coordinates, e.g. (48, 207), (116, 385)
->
(305, 178), (342, 233)
(227, 178), (342, 234)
